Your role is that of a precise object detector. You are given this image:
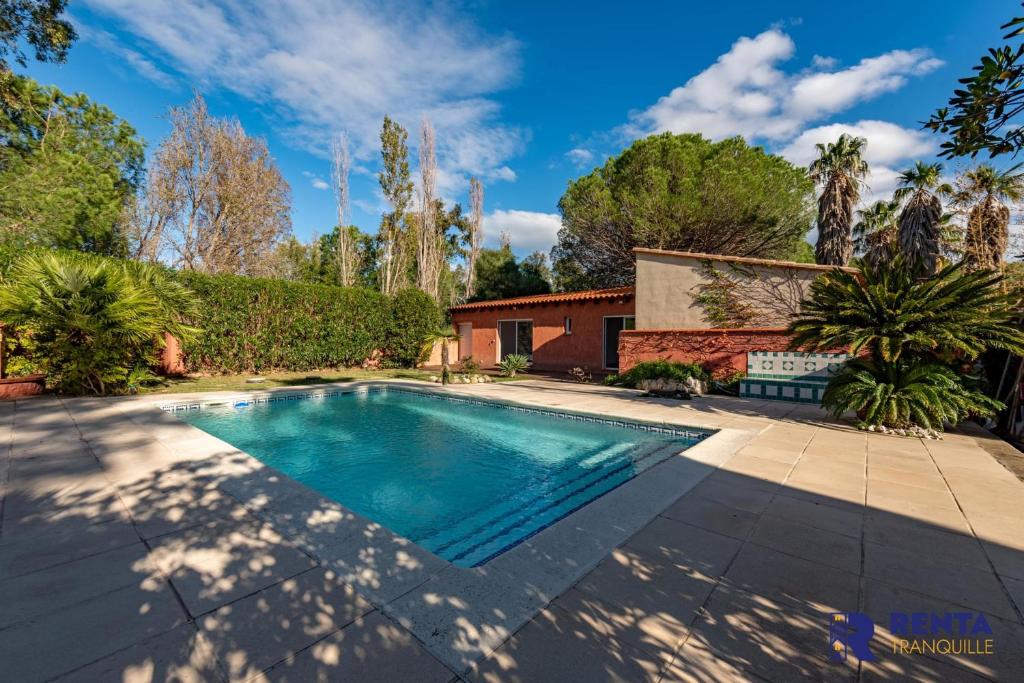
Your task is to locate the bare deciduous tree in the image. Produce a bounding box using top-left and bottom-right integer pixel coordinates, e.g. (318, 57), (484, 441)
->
(139, 94), (291, 275)
(330, 132), (359, 286)
(415, 117), (446, 301)
(466, 177), (483, 299)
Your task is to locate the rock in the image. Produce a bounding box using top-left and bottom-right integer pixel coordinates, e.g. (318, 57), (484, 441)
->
(245, 377), (267, 384)
(684, 377), (705, 396)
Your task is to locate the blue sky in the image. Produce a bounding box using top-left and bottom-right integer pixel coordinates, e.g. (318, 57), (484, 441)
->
(22, 1), (1015, 255)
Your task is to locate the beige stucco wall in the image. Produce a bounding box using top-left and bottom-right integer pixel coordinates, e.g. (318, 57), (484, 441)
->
(634, 250), (828, 329)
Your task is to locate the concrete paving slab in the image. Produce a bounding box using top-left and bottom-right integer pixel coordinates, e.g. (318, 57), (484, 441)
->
(0, 515), (140, 579)
(251, 612), (453, 683)
(762, 494), (862, 538)
(146, 518), (318, 617)
(659, 493), (759, 540)
(54, 624), (223, 683)
(863, 513), (991, 571)
(620, 517), (742, 578)
(467, 605), (664, 683)
(198, 567), (374, 681)
(0, 579), (186, 682)
(573, 540), (717, 638)
(684, 585), (857, 682)
(723, 543), (860, 614)
(747, 514), (861, 574)
(862, 578), (1024, 681)
(0, 541), (156, 629)
(863, 541), (1018, 620)
(685, 476), (778, 514)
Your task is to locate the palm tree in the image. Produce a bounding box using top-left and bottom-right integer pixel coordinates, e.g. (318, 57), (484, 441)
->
(953, 164), (1024, 271)
(421, 328), (461, 384)
(895, 162), (951, 276)
(0, 251), (198, 394)
(853, 199), (900, 268)
(809, 134), (869, 267)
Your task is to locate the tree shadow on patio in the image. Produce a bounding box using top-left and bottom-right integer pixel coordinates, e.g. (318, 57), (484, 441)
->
(1, 396), (1023, 682)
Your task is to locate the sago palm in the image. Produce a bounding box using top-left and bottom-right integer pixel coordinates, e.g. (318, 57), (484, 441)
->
(953, 164), (1024, 271)
(809, 134), (869, 266)
(853, 199), (900, 268)
(895, 162), (951, 276)
(788, 257), (1024, 362)
(822, 357), (1002, 431)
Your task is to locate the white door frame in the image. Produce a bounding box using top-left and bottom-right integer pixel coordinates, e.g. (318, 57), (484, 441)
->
(602, 315), (636, 370)
(497, 318), (533, 363)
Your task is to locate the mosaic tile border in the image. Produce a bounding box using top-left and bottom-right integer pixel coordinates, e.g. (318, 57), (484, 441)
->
(159, 385), (713, 442)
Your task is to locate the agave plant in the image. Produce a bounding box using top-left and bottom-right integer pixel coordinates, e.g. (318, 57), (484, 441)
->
(853, 199), (900, 268)
(789, 257), (1024, 362)
(0, 251), (198, 394)
(809, 134), (869, 267)
(822, 357), (1002, 431)
(895, 162), (952, 276)
(498, 353), (529, 377)
(952, 164), (1024, 271)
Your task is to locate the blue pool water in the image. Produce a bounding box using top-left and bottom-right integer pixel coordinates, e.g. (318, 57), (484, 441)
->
(177, 389), (706, 567)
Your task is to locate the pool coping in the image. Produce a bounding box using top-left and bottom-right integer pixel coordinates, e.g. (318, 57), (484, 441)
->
(121, 380), (760, 675)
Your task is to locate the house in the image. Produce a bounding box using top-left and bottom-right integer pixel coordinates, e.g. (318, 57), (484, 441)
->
(449, 286), (635, 372)
(450, 248), (856, 377)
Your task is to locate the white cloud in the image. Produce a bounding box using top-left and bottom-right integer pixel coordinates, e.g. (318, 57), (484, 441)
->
(311, 178), (329, 191)
(82, 0), (525, 193)
(77, 24), (178, 90)
(779, 120), (936, 203)
(626, 29), (941, 142)
(483, 210), (562, 253)
(565, 147), (595, 168)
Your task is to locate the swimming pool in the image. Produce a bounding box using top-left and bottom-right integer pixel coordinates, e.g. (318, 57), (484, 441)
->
(175, 388), (709, 567)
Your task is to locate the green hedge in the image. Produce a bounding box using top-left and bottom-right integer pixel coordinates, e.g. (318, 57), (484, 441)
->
(177, 273), (440, 373)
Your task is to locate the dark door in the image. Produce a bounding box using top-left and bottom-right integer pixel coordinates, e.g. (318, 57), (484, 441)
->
(499, 321), (533, 361)
(603, 317), (635, 369)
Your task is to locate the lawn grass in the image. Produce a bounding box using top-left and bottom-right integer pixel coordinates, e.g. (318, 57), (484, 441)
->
(141, 368), (524, 394)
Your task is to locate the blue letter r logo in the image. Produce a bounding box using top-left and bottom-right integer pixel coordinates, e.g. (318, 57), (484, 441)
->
(829, 612), (876, 662)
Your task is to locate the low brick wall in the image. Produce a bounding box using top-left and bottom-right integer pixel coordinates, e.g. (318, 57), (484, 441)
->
(0, 374), (45, 400)
(618, 328), (793, 378)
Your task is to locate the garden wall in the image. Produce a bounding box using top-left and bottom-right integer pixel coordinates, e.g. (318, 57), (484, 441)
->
(618, 327), (792, 379)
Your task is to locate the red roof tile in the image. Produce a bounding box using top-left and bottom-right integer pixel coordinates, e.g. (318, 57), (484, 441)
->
(450, 286), (634, 311)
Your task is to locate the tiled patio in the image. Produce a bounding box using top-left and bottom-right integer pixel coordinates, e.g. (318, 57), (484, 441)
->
(1, 380), (1022, 682)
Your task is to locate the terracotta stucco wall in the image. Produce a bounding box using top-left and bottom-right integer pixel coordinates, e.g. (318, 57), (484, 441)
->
(634, 251), (825, 329)
(450, 298), (635, 371)
(618, 328), (793, 379)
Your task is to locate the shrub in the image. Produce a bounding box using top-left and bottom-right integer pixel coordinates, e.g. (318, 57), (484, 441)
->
(822, 357), (1002, 432)
(382, 288), (442, 367)
(568, 366), (592, 383)
(459, 356), (481, 374)
(498, 354), (529, 377)
(789, 257), (1024, 362)
(178, 272), (390, 373)
(792, 258), (1024, 431)
(604, 360), (708, 388)
(0, 251), (198, 394)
